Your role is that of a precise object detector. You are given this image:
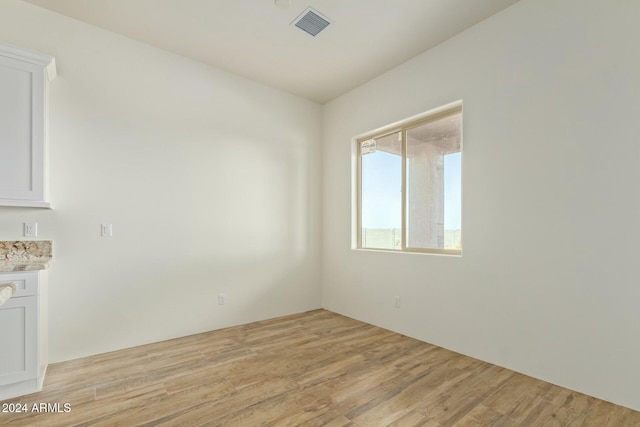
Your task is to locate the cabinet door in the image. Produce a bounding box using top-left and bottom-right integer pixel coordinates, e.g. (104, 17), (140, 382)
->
(0, 55), (46, 205)
(0, 296), (37, 385)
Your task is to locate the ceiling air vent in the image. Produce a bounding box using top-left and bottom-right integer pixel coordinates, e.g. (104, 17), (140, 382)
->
(291, 7), (332, 37)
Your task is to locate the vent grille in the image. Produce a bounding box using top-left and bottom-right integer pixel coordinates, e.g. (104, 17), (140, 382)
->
(292, 7), (331, 37)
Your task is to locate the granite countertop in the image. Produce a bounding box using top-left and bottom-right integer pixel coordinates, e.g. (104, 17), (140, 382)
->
(0, 241), (53, 272)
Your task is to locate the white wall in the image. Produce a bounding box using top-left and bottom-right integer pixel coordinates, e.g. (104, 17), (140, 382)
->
(0, 0), (322, 362)
(322, 0), (640, 412)
(4, 0), (640, 413)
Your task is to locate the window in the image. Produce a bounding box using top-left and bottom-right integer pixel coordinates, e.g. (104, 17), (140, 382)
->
(357, 104), (462, 255)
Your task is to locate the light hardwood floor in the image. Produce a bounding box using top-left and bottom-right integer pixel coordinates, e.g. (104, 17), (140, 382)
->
(1, 309), (639, 426)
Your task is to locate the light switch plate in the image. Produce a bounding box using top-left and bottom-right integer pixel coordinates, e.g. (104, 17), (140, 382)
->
(101, 224), (113, 237)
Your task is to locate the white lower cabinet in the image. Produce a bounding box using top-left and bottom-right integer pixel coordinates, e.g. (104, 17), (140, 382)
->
(0, 271), (48, 400)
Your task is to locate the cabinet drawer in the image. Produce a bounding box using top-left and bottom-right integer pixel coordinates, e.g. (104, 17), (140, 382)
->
(0, 271), (38, 297)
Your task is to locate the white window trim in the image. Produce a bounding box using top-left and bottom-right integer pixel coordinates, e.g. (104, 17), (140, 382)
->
(351, 100), (463, 256)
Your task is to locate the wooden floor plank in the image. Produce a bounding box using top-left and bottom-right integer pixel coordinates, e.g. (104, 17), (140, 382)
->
(1, 309), (638, 426)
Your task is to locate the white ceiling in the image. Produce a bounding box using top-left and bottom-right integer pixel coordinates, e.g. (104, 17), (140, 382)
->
(22, 0), (520, 104)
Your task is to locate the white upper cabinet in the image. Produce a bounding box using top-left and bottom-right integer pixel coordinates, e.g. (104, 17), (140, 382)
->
(0, 43), (56, 208)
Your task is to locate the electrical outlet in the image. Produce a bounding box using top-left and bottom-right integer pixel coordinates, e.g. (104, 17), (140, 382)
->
(218, 294), (226, 305)
(394, 296), (401, 308)
(24, 222), (38, 237)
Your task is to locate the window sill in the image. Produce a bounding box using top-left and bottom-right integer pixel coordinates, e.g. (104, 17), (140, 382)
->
(352, 247), (462, 257)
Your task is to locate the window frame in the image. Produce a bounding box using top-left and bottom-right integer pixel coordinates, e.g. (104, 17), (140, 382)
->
(355, 103), (463, 255)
